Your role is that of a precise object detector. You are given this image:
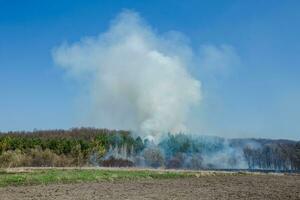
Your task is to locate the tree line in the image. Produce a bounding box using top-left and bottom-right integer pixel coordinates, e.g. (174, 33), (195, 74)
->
(0, 128), (299, 171)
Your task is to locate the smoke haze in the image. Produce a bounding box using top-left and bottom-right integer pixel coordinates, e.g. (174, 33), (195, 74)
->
(53, 10), (201, 140)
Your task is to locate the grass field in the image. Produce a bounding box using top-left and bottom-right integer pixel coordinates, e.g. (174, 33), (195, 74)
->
(0, 168), (204, 187)
(0, 168), (299, 200)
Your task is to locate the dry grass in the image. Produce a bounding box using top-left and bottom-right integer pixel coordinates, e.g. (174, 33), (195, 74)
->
(0, 149), (75, 168)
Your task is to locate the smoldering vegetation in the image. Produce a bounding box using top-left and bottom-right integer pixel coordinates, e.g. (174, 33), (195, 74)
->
(0, 128), (299, 171)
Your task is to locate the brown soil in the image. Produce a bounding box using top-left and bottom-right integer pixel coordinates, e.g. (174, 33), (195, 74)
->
(0, 174), (299, 200)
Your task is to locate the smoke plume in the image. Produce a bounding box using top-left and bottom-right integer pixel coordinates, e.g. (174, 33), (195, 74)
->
(53, 10), (201, 140)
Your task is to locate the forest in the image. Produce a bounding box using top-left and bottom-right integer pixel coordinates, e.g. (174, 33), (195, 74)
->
(0, 128), (299, 171)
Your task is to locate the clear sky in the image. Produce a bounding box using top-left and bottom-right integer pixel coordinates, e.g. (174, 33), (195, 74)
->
(0, 0), (299, 140)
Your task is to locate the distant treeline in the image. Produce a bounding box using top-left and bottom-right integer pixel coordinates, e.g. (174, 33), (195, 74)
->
(0, 128), (299, 171)
(0, 128), (143, 167)
(241, 139), (300, 170)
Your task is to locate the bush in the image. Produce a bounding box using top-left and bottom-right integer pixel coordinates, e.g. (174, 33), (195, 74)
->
(143, 147), (164, 168)
(0, 148), (75, 168)
(185, 155), (203, 169)
(28, 148), (67, 167)
(166, 153), (185, 169)
(166, 157), (182, 169)
(0, 150), (26, 168)
(134, 155), (145, 167)
(101, 156), (134, 167)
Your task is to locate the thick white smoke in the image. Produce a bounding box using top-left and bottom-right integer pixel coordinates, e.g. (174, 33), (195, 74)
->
(53, 10), (201, 140)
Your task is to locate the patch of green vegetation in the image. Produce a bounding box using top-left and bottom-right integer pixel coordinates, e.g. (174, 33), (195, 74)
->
(0, 169), (195, 187)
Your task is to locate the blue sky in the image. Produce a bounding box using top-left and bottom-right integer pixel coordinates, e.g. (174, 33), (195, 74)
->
(0, 0), (299, 139)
